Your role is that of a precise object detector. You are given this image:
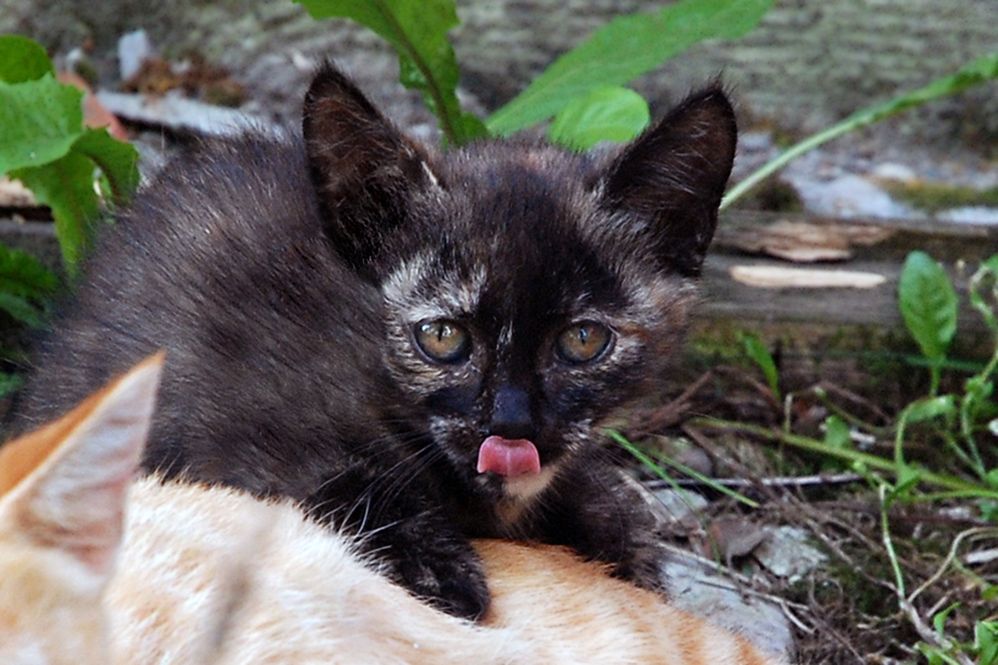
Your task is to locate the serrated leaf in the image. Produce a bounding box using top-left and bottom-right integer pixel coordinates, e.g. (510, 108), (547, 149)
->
(295, 0), (485, 145)
(0, 74), (84, 174)
(12, 152), (100, 269)
(73, 127), (139, 201)
(899, 251), (958, 364)
(488, 0), (773, 135)
(548, 86), (649, 150)
(0, 35), (54, 84)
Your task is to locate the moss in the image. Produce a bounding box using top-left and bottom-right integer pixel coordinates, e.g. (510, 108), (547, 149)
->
(882, 180), (998, 213)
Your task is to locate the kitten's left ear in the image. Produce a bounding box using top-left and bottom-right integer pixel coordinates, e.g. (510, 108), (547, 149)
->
(601, 86), (737, 277)
(303, 64), (437, 272)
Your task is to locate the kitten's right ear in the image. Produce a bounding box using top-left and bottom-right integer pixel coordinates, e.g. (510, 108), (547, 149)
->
(303, 64), (436, 272)
(0, 354), (163, 577)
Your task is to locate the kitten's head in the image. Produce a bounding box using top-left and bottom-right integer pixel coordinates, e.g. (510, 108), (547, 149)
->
(0, 356), (161, 665)
(303, 66), (736, 509)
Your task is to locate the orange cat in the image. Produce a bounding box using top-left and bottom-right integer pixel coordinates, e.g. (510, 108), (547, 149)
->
(0, 357), (785, 665)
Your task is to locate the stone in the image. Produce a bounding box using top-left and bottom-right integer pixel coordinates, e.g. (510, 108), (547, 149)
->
(117, 28), (154, 81)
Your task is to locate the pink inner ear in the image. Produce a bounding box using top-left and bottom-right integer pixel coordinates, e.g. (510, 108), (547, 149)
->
(477, 436), (541, 478)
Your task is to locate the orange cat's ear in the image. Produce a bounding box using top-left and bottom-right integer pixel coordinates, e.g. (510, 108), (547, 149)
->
(0, 353), (164, 575)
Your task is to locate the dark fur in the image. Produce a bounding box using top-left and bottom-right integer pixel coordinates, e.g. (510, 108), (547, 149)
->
(11, 65), (736, 619)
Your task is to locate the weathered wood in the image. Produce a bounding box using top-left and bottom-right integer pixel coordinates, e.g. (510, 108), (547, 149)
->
(701, 211), (998, 338)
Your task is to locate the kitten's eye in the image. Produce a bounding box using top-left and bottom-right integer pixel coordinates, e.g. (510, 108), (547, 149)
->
(556, 321), (613, 364)
(414, 320), (471, 363)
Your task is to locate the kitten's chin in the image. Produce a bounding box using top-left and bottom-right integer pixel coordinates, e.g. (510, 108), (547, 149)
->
(502, 464), (558, 502)
(493, 464), (558, 527)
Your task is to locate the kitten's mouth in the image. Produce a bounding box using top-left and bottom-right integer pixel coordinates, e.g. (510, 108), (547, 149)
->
(476, 435), (541, 478)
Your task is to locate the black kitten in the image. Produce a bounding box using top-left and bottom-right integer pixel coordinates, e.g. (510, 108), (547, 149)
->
(11, 65), (736, 619)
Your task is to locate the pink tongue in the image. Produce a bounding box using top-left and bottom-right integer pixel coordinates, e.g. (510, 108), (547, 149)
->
(477, 436), (541, 478)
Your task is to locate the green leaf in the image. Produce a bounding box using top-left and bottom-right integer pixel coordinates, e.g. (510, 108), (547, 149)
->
(73, 127), (140, 202)
(0, 245), (59, 300)
(902, 395), (957, 424)
(12, 152), (101, 269)
(295, 0), (486, 145)
(0, 245), (59, 327)
(0, 74), (84, 174)
(0, 291), (44, 327)
(0, 371), (25, 398)
(969, 254), (998, 334)
(899, 251), (958, 364)
(487, 0), (773, 135)
(823, 415), (852, 449)
(743, 333), (780, 401)
(0, 35), (54, 84)
(933, 602), (960, 639)
(548, 86), (649, 150)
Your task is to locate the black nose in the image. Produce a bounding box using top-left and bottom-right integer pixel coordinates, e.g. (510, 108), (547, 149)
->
(488, 385), (534, 440)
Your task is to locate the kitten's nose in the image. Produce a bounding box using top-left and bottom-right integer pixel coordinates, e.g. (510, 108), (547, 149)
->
(489, 385), (534, 440)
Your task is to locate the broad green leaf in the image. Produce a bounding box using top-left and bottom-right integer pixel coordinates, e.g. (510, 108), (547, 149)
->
(0, 35), (54, 84)
(73, 127), (140, 202)
(12, 152), (100, 269)
(296, 0), (486, 145)
(548, 86), (649, 150)
(899, 251), (958, 364)
(0, 74), (84, 174)
(488, 0), (773, 135)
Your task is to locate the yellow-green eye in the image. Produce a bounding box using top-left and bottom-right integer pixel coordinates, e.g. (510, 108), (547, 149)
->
(556, 321), (613, 364)
(414, 320), (471, 363)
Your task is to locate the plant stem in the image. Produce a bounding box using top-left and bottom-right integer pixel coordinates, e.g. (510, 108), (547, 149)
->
(370, 0), (461, 145)
(694, 417), (998, 500)
(721, 50), (998, 209)
(608, 430), (760, 508)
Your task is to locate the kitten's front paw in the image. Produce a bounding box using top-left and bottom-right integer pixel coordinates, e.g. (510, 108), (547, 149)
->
(394, 536), (491, 620)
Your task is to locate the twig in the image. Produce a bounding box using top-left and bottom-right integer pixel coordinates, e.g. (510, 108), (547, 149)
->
(908, 527), (998, 604)
(647, 471), (864, 491)
(629, 369), (715, 433)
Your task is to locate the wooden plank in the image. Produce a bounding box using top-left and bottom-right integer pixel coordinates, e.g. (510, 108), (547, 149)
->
(701, 211), (998, 337)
